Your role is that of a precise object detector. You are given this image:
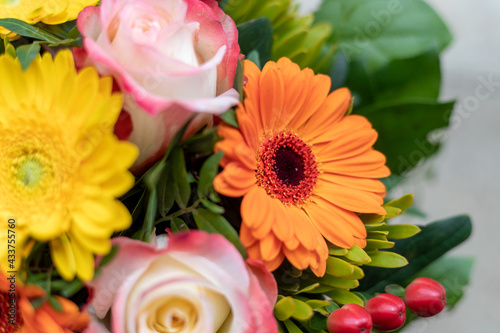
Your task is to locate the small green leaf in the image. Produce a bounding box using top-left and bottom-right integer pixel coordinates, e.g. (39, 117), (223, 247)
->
(305, 300), (331, 310)
(198, 151), (224, 198)
(193, 208), (247, 258)
(170, 218), (189, 232)
(308, 312), (328, 330)
(328, 245), (348, 256)
(384, 284), (406, 297)
(291, 298), (314, 321)
(16, 42), (41, 70)
(326, 289), (364, 306)
(246, 49), (261, 69)
(385, 194), (413, 212)
(48, 296), (63, 312)
(283, 319), (304, 333)
(319, 275), (359, 289)
(219, 109), (239, 128)
(200, 199), (225, 214)
(365, 239), (395, 251)
(275, 296), (296, 321)
(170, 147), (191, 208)
(325, 257), (354, 277)
(237, 17), (273, 66)
(0, 18), (61, 42)
(368, 225), (421, 239)
(31, 297), (47, 310)
(365, 251), (408, 268)
(344, 244), (371, 264)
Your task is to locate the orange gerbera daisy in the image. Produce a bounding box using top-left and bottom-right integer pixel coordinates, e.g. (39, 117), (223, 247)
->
(214, 58), (390, 276)
(0, 272), (89, 332)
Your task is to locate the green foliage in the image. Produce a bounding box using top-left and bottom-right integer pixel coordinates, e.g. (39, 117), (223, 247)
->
(314, 0), (454, 175)
(315, 0), (452, 74)
(358, 215), (473, 293)
(237, 18), (273, 67)
(225, 0), (334, 72)
(15, 42), (41, 70)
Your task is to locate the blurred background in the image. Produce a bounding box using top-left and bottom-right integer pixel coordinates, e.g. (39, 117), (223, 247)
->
(297, 0), (500, 331)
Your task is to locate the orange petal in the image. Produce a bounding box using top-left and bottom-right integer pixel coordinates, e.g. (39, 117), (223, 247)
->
(241, 186), (274, 235)
(321, 149), (391, 179)
(213, 162), (255, 197)
(305, 201), (354, 248)
(287, 206), (321, 251)
(300, 88), (351, 141)
(283, 245), (312, 271)
(272, 206), (294, 243)
(265, 250), (285, 271)
(287, 72), (331, 130)
(314, 181), (386, 215)
(260, 232), (282, 261)
(259, 62), (285, 131)
(318, 173), (386, 196)
(240, 223), (257, 247)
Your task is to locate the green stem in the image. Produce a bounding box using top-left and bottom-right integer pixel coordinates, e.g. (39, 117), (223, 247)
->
(154, 199), (202, 225)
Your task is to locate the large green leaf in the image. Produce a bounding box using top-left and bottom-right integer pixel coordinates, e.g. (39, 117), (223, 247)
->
(345, 49), (442, 107)
(0, 19), (61, 43)
(358, 215), (473, 293)
(193, 208), (247, 258)
(315, 0), (452, 73)
(358, 100), (454, 175)
(237, 18), (273, 66)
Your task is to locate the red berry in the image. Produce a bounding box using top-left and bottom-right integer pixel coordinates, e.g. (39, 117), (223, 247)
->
(365, 293), (406, 332)
(404, 277), (446, 317)
(327, 304), (373, 333)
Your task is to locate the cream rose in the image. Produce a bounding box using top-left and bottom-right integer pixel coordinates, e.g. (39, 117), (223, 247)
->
(85, 231), (278, 333)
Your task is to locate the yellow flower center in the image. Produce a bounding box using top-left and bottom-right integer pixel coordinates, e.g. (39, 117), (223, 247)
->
(15, 155), (46, 188)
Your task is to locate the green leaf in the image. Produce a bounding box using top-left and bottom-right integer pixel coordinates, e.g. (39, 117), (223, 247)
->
(315, 0), (452, 73)
(219, 109), (239, 128)
(275, 296), (296, 321)
(193, 208), (247, 258)
(344, 244), (371, 264)
(367, 224), (421, 239)
(170, 147), (191, 208)
(325, 257), (354, 277)
(48, 296), (63, 312)
(200, 199), (225, 214)
(359, 215), (473, 293)
(385, 194), (413, 213)
(182, 127), (219, 154)
(384, 284), (406, 297)
(16, 42), (41, 70)
(291, 298), (314, 321)
(0, 18), (61, 42)
(308, 312), (328, 330)
(345, 49), (442, 108)
(325, 289), (364, 306)
(319, 275), (359, 289)
(283, 319), (304, 333)
(237, 17), (273, 66)
(59, 279), (84, 298)
(359, 100), (454, 175)
(197, 151), (224, 198)
(365, 239), (395, 251)
(365, 251), (408, 268)
(246, 50), (261, 69)
(170, 218), (189, 232)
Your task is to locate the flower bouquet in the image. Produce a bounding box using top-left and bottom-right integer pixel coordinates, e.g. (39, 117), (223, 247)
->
(0, 0), (473, 332)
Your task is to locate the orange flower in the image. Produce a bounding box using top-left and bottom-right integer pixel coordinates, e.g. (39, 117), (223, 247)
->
(214, 58), (390, 276)
(0, 273), (89, 333)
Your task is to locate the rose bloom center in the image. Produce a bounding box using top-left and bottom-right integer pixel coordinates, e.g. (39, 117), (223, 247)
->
(256, 131), (318, 206)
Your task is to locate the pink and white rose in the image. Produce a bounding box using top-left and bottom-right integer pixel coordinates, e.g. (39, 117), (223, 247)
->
(74, 0), (240, 172)
(84, 231), (278, 333)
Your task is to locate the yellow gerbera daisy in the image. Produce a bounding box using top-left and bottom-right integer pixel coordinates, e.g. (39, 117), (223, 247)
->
(214, 58), (390, 276)
(0, 50), (138, 281)
(0, 0), (99, 39)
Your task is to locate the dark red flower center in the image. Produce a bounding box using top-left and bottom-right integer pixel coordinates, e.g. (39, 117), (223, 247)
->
(0, 290), (23, 333)
(256, 131), (318, 206)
